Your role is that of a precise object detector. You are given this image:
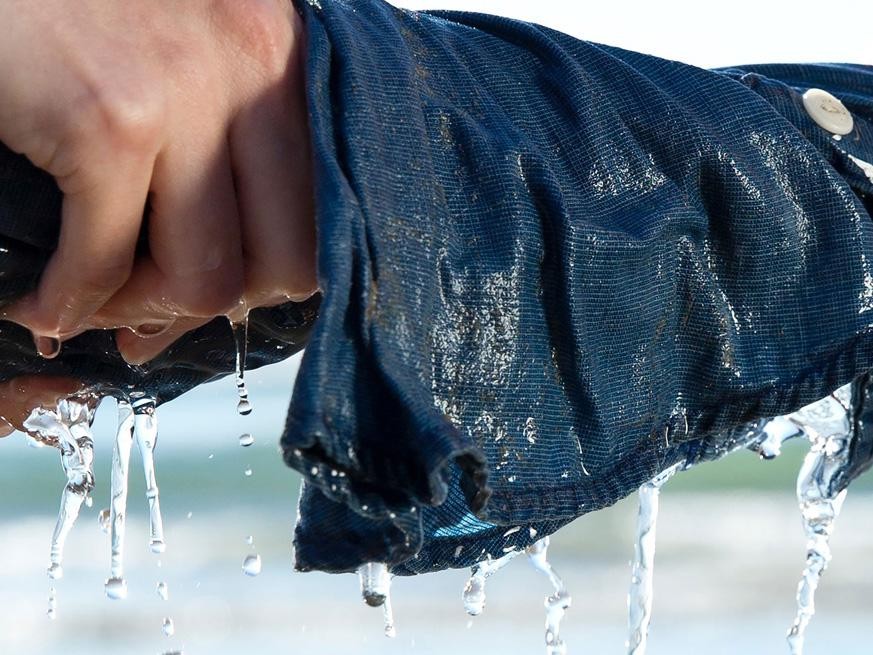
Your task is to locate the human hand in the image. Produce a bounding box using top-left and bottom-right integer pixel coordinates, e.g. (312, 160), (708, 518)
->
(0, 0), (317, 364)
(0, 375), (84, 437)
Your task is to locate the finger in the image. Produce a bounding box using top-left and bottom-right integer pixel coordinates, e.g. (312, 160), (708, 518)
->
(4, 142), (154, 337)
(0, 375), (84, 432)
(144, 138), (245, 318)
(114, 317), (210, 365)
(228, 67), (317, 303)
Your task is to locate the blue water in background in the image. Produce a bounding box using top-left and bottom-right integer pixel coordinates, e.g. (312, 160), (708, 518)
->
(1, 354), (872, 654)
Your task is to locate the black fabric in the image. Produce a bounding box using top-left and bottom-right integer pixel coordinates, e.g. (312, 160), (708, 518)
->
(0, 143), (320, 403)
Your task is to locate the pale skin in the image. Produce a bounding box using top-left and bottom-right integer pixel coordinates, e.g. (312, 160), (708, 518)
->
(0, 0), (317, 435)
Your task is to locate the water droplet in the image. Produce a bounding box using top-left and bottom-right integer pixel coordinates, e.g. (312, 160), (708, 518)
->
(97, 509), (110, 533)
(245, 535), (254, 546)
(47, 563), (63, 580)
(150, 539), (166, 554)
(162, 617), (175, 637)
(104, 576), (128, 600)
(244, 468), (253, 477)
(462, 551), (520, 616)
(357, 563), (396, 637)
(238, 433), (255, 447)
(157, 581), (169, 601)
(231, 316), (253, 415)
(47, 587), (57, 620)
(187, 511), (193, 519)
(502, 526), (521, 537)
(84, 496), (93, 508)
(243, 554), (262, 576)
(529, 527), (538, 539)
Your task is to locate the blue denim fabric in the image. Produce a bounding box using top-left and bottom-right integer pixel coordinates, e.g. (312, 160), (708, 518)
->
(284, 0), (873, 573)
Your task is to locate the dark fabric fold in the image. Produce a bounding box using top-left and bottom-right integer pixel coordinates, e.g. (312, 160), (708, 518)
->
(284, 0), (873, 572)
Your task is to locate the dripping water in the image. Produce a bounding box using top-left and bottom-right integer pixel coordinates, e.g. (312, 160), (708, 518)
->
(162, 617), (175, 637)
(357, 562), (396, 637)
(23, 399), (96, 583)
(626, 462), (682, 655)
(132, 397), (166, 554)
(783, 386), (853, 655)
(47, 587), (57, 620)
(105, 400), (134, 599)
(231, 316), (253, 415)
(527, 538), (572, 655)
(242, 553), (262, 577)
(157, 581), (169, 601)
(238, 433), (255, 447)
(462, 550), (520, 616)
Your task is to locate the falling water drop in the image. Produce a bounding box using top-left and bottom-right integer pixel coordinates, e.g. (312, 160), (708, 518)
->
(357, 563), (396, 638)
(46, 587), (57, 620)
(245, 535), (254, 546)
(231, 316), (253, 415)
(238, 433), (255, 447)
(243, 554), (262, 577)
(104, 577), (128, 600)
(23, 400), (96, 584)
(462, 550), (520, 616)
(162, 617), (175, 637)
(527, 538), (572, 655)
(157, 581), (169, 601)
(626, 462), (682, 655)
(784, 386), (853, 655)
(244, 467), (253, 477)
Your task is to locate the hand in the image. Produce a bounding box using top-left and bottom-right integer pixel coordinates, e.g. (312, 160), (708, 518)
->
(0, 0), (317, 364)
(0, 376), (84, 437)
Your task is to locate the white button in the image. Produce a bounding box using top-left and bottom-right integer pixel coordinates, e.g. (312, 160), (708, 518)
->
(802, 88), (854, 135)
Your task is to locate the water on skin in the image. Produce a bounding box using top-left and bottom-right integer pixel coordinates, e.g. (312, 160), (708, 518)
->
(626, 462), (682, 655)
(527, 538), (572, 655)
(357, 563), (396, 638)
(231, 316), (253, 415)
(23, 399), (96, 582)
(242, 553), (262, 577)
(783, 386), (853, 655)
(462, 550), (521, 616)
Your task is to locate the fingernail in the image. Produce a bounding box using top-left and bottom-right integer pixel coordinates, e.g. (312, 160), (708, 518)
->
(134, 321), (174, 338)
(34, 335), (60, 359)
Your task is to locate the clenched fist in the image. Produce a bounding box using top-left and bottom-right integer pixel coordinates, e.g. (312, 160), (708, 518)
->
(0, 0), (317, 365)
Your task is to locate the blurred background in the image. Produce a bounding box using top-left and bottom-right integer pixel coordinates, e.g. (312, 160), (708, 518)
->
(2, 1), (872, 653)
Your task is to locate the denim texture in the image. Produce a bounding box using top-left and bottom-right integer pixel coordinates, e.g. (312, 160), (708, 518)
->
(284, 0), (873, 573)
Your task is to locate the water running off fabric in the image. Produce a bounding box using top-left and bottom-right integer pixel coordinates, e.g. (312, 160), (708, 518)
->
(461, 538), (570, 654)
(358, 562), (396, 638)
(231, 316), (253, 415)
(527, 537), (572, 655)
(105, 396), (166, 600)
(626, 462), (682, 655)
(782, 385), (853, 654)
(23, 399), (96, 583)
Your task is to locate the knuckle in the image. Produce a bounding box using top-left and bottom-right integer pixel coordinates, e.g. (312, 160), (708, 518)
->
(76, 80), (162, 151)
(172, 275), (244, 318)
(76, 258), (132, 295)
(213, 0), (293, 78)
